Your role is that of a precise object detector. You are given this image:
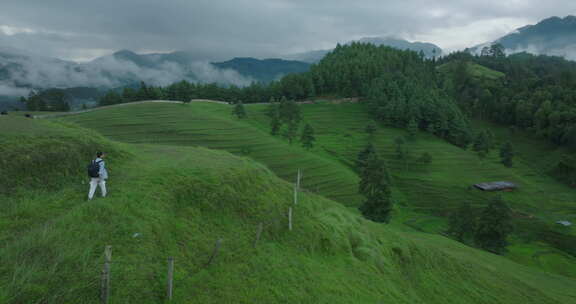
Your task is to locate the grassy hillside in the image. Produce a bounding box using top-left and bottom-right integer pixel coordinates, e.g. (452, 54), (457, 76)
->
(1, 117), (576, 303)
(0, 116), (127, 194)
(59, 101), (576, 279)
(438, 61), (505, 80)
(59, 102), (363, 207)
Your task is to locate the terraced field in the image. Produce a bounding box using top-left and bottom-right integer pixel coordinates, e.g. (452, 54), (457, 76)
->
(60, 102), (362, 207)
(60, 100), (576, 277)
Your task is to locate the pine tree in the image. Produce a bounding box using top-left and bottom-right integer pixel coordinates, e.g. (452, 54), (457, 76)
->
(233, 101), (247, 119)
(485, 130), (496, 150)
(279, 98), (301, 124)
(270, 111), (281, 136)
(300, 123), (316, 149)
(284, 121), (299, 144)
(500, 142), (514, 168)
(473, 131), (491, 159)
(356, 142), (376, 172)
(474, 196), (513, 254)
(447, 202), (476, 243)
(472, 132), (487, 153)
(359, 153), (393, 223)
(266, 99), (278, 117)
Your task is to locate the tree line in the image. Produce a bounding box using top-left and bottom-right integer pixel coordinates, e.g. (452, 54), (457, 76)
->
(438, 45), (576, 182)
(20, 89), (71, 112)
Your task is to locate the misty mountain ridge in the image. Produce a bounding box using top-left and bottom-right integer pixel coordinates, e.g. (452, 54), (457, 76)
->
(0, 47), (311, 106)
(213, 57), (310, 82)
(475, 15), (576, 60)
(286, 36), (443, 63)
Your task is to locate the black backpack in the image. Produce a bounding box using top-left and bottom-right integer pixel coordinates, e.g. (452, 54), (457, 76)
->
(87, 160), (102, 178)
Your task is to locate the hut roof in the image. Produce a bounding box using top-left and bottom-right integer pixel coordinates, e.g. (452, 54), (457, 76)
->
(556, 221), (572, 226)
(473, 181), (517, 191)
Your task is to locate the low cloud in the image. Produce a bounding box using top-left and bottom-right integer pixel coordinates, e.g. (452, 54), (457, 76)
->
(0, 52), (255, 96)
(0, 84), (29, 96)
(506, 44), (576, 61)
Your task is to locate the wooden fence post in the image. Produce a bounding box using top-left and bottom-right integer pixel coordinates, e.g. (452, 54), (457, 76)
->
(100, 245), (112, 304)
(288, 207), (293, 231)
(294, 170), (301, 205)
(166, 257), (175, 301)
(206, 239), (223, 267)
(253, 223), (264, 248)
(298, 169), (301, 190)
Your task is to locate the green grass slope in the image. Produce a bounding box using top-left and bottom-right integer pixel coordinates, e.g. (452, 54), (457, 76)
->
(1, 118), (576, 303)
(59, 102), (362, 207)
(59, 101), (576, 278)
(438, 61), (505, 80)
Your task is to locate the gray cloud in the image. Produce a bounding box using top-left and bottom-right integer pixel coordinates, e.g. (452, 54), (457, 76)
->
(1, 0), (576, 62)
(0, 51), (254, 95)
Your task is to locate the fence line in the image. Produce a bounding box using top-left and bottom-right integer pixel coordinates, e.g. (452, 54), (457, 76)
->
(166, 257), (175, 301)
(96, 168), (302, 301)
(100, 245), (112, 304)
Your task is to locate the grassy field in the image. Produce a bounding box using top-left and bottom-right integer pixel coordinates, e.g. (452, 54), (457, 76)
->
(59, 102), (363, 207)
(59, 101), (576, 278)
(2, 115), (576, 303)
(437, 61), (505, 80)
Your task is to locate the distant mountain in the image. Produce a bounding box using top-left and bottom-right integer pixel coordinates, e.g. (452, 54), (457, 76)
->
(0, 48), (311, 109)
(212, 57), (310, 83)
(473, 15), (576, 60)
(287, 37), (443, 63)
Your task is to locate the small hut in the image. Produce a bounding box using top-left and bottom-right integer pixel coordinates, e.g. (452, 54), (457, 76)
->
(473, 181), (517, 192)
(556, 221), (572, 227)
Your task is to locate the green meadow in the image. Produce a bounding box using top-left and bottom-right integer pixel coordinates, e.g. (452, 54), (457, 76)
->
(59, 101), (576, 278)
(0, 102), (575, 303)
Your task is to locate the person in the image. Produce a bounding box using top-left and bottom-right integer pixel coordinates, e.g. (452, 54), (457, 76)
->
(88, 152), (108, 200)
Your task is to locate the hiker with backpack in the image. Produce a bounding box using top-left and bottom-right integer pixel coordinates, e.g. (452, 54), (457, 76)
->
(87, 152), (108, 200)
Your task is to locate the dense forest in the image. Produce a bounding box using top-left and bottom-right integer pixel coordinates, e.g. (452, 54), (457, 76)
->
(438, 44), (576, 184)
(439, 45), (576, 149)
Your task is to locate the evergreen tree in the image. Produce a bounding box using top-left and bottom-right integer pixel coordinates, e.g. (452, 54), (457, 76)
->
(485, 130), (496, 150)
(270, 107), (282, 136)
(447, 202), (476, 243)
(300, 123), (316, 149)
(137, 81), (150, 100)
(232, 101), (247, 119)
(266, 98), (278, 118)
(122, 87), (137, 102)
(473, 131), (491, 159)
(283, 121), (299, 144)
(474, 196), (513, 254)
(395, 143), (407, 161)
(356, 142), (376, 172)
(279, 97), (301, 125)
(359, 153), (393, 223)
(500, 142), (514, 168)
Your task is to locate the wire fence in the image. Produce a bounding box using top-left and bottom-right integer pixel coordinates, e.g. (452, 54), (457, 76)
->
(94, 169), (304, 303)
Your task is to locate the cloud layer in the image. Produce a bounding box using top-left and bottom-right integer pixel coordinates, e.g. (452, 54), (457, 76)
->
(1, 1), (576, 62)
(0, 51), (254, 96)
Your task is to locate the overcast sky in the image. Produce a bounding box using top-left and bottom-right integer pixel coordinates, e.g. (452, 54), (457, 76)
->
(0, 0), (575, 62)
